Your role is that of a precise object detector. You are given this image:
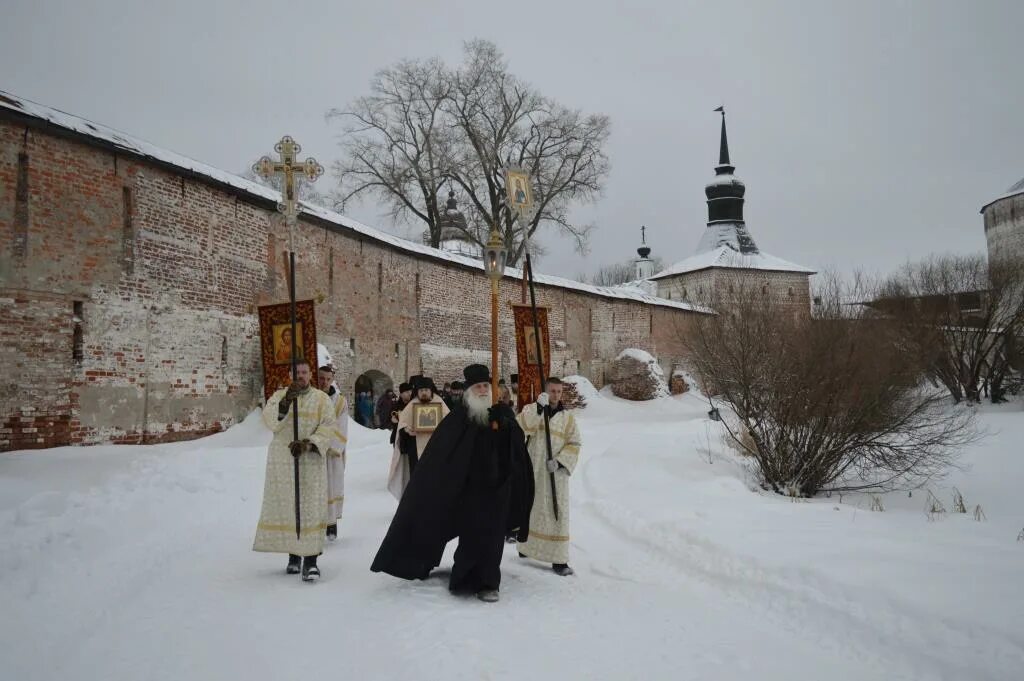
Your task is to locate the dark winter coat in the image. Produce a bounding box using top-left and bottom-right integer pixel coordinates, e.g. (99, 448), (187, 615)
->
(370, 403), (535, 589)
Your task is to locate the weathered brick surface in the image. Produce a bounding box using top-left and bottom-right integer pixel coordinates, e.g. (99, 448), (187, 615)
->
(656, 268), (812, 311)
(0, 116), (702, 452)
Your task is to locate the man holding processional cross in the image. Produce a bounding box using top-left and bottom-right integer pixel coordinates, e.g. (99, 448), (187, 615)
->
(250, 136), (339, 582)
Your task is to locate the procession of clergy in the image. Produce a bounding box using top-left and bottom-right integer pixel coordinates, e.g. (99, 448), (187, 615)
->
(252, 359), (582, 603)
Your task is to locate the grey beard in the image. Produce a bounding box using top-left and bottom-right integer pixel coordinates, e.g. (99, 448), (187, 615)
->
(464, 389), (492, 427)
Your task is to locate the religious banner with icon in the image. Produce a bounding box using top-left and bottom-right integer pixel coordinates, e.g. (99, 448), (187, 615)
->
(511, 303), (551, 411)
(504, 168), (534, 213)
(258, 300), (318, 400)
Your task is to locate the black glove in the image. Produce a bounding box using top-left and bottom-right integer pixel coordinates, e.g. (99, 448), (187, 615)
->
(283, 384), (303, 404)
(289, 439), (319, 458)
(279, 384), (302, 417)
(488, 403), (514, 427)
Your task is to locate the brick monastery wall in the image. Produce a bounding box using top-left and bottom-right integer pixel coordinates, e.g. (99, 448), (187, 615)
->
(0, 117), (699, 451)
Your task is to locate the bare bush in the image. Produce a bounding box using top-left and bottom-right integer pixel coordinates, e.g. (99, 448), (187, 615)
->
(686, 272), (976, 497)
(876, 254), (1024, 403)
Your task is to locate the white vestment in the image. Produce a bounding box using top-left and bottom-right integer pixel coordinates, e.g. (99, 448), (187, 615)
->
(253, 387), (339, 557)
(386, 395), (450, 500)
(325, 385), (349, 523)
(517, 404), (582, 564)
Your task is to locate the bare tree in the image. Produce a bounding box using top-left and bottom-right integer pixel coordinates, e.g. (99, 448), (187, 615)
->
(328, 40), (610, 265)
(327, 58), (452, 245)
(686, 272), (976, 497)
(876, 254), (1024, 403)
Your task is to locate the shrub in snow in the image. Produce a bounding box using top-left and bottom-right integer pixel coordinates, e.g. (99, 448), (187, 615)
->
(669, 367), (690, 395)
(610, 349), (669, 401)
(560, 375), (593, 410)
(686, 272), (978, 497)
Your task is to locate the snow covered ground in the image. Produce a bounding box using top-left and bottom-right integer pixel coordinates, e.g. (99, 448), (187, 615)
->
(1, 391), (1022, 680)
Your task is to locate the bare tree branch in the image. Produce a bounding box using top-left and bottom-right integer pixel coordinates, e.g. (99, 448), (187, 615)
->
(685, 271), (978, 497)
(327, 40), (610, 263)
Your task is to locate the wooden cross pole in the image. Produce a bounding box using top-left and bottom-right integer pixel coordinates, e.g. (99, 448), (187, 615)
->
(253, 135), (323, 540)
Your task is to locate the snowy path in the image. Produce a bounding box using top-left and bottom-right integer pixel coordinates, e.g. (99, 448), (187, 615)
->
(1, 394), (1022, 680)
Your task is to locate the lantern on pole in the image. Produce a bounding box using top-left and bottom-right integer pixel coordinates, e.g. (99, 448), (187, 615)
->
(482, 228), (507, 400)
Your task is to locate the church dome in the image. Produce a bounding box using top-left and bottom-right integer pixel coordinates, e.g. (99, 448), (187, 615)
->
(438, 190), (468, 241)
(704, 172), (746, 201)
(704, 110), (746, 225)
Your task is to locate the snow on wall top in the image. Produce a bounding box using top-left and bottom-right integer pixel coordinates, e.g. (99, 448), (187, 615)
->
(0, 89), (711, 315)
(651, 246), (815, 280)
(980, 175), (1024, 212)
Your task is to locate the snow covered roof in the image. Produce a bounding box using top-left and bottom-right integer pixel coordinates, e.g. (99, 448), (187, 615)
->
(0, 89), (711, 315)
(980, 175), (1024, 212)
(650, 246), (815, 280)
(705, 172), (744, 188)
(695, 221), (759, 255)
(612, 279), (658, 296)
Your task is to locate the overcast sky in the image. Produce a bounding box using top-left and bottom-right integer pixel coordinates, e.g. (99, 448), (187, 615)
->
(2, 0), (1022, 281)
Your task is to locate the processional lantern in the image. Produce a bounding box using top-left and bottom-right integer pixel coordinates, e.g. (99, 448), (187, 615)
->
(483, 229), (507, 282)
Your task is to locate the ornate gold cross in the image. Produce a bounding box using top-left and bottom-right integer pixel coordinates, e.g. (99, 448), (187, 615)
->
(252, 135), (324, 224)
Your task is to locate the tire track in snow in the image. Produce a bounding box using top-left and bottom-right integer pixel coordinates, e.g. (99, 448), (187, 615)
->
(575, 422), (1024, 681)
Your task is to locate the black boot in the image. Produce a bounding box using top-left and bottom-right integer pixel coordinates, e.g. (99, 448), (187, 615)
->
(326, 524), (338, 541)
(302, 555), (321, 582)
(286, 554), (301, 575)
(553, 563), (575, 576)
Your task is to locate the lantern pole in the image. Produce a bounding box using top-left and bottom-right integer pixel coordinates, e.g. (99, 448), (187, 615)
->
(484, 228), (505, 403)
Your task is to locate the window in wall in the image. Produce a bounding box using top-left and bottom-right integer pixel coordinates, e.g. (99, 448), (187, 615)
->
(72, 301), (84, 362)
(13, 152), (29, 258)
(121, 187), (135, 274)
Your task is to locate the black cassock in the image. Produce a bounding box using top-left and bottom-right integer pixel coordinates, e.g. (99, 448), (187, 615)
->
(371, 404), (535, 592)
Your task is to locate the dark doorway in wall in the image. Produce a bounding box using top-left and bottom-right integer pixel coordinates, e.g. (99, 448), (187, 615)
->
(353, 369), (394, 429)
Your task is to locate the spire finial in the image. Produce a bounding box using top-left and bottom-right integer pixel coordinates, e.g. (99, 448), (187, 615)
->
(714, 106), (729, 166)
(637, 224), (652, 259)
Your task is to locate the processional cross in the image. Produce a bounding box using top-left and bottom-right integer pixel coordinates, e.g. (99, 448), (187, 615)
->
(253, 135), (324, 230)
(252, 135), (323, 540)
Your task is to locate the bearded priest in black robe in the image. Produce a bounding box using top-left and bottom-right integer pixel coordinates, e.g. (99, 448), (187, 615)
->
(371, 363), (534, 603)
